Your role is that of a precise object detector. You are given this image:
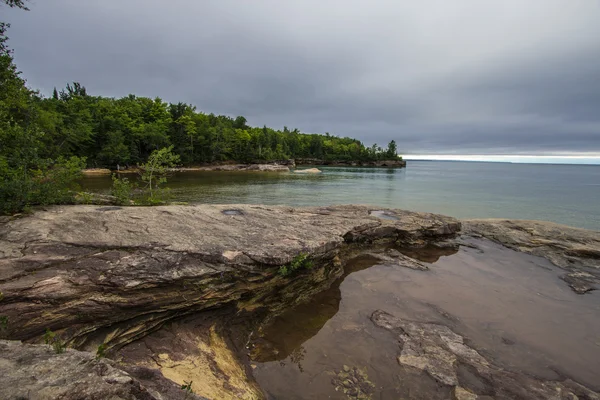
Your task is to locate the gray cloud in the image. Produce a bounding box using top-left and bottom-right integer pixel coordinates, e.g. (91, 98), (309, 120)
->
(4, 0), (600, 154)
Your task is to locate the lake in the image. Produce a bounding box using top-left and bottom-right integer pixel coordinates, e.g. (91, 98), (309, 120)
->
(81, 161), (600, 231)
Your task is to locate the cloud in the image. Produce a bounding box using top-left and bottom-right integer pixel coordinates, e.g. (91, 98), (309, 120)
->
(4, 0), (600, 153)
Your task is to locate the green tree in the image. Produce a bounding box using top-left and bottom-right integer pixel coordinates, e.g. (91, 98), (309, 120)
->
(139, 146), (180, 203)
(386, 140), (397, 159)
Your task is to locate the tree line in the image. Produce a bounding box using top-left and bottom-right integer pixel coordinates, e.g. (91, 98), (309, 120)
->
(28, 83), (400, 168)
(0, 0), (400, 213)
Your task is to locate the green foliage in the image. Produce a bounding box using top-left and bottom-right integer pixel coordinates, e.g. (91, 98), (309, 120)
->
(0, 21), (85, 214)
(181, 380), (194, 398)
(1, 9), (401, 215)
(111, 174), (135, 205)
(279, 253), (314, 277)
(0, 290), (3, 301)
(43, 328), (65, 354)
(139, 146), (179, 204)
(77, 191), (94, 204)
(96, 343), (106, 359)
(0, 315), (7, 339)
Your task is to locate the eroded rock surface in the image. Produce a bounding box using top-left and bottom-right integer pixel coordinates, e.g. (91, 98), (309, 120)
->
(0, 340), (206, 400)
(0, 204), (459, 349)
(463, 219), (600, 293)
(371, 310), (600, 400)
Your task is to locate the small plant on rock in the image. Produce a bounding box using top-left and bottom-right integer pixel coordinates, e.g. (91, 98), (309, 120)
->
(96, 343), (107, 359)
(181, 380), (194, 398)
(279, 253), (313, 277)
(0, 316), (8, 336)
(43, 328), (66, 354)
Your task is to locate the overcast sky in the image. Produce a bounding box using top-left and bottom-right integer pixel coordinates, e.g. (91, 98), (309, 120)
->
(4, 0), (600, 155)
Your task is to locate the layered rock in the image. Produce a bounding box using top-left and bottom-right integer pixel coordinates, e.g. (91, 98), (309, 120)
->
(371, 310), (600, 400)
(175, 164), (290, 172)
(463, 219), (600, 293)
(0, 340), (207, 400)
(0, 204), (459, 351)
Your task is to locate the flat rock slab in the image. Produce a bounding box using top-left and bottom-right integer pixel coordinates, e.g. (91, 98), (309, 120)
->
(0, 204), (460, 346)
(463, 219), (600, 293)
(371, 310), (600, 400)
(0, 204), (460, 264)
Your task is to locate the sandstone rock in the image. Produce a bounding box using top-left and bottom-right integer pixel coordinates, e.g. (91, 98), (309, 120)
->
(0, 340), (206, 400)
(82, 168), (111, 175)
(371, 310), (600, 400)
(175, 163), (290, 172)
(294, 168), (322, 174)
(463, 219), (600, 293)
(0, 205), (459, 351)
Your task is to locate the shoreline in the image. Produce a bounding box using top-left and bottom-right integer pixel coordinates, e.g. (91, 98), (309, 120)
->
(1, 204), (598, 399)
(81, 159), (407, 176)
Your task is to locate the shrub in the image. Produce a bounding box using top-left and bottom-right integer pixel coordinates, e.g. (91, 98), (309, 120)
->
(0, 154), (86, 215)
(181, 380), (194, 398)
(43, 328), (65, 354)
(139, 146), (179, 204)
(279, 253), (313, 277)
(111, 174), (135, 205)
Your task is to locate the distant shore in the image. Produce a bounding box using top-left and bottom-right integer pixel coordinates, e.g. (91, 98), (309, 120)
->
(81, 158), (407, 175)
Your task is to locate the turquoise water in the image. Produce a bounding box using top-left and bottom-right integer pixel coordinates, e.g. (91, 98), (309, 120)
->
(81, 161), (600, 231)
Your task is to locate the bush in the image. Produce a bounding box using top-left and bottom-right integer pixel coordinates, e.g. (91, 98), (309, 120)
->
(111, 174), (135, 205)
(0, 154), (86, 215)
(279, 253), (313, 277)
(138, 146), (179, 205)
(43, 328), (66, 354)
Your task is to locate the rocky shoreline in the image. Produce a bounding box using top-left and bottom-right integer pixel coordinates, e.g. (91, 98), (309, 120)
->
(0, 205), (598, 399)
(81, 158), (406, 176)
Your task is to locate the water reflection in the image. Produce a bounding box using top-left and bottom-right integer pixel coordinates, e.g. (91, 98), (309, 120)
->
(399, 244), (460, 263)
(248, 245), (458, 365)
(248, 255), (380, 364)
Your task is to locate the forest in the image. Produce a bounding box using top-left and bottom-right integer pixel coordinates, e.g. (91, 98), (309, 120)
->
(1, 0), (399, 213)
(33, 84), (399, 167)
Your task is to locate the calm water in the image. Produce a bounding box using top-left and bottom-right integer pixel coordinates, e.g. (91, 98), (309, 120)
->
(81, 161), (600, 230)
(249, 240), (600, 398)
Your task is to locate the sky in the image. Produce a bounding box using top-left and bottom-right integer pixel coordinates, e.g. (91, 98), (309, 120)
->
(3, 0), (600, 161)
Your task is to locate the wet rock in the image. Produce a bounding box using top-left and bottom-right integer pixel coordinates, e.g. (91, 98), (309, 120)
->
(371, 310), (600, 400)
(331, 365), (375, 400)
(0, 340), (205, 400)
(368, 248), (429, 270)
(463, 219), (600, 293)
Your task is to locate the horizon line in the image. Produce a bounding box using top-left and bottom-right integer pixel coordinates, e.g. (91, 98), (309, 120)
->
(401, 154), (600, 165)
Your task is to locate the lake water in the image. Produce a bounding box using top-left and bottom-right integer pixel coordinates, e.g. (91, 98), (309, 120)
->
(81, 161), (600, 231)
(248, 239), (600, 399)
